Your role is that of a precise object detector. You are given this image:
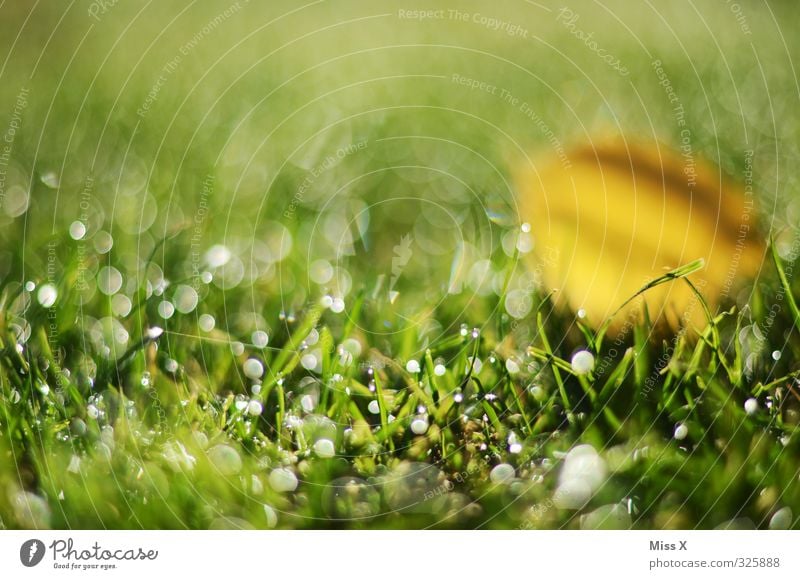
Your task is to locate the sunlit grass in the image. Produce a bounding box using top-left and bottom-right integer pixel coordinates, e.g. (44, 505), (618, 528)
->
(0, 1), (799, 530)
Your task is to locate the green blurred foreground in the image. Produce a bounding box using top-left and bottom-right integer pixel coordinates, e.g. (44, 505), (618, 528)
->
(0, 1), (800, 529)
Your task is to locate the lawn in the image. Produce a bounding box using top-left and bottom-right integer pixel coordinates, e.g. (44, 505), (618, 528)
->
(0, 0), (799, 529)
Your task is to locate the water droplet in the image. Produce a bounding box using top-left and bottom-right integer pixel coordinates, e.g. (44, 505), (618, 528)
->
(36, 284), (57, 307)
(433, 363), (446, 376)
(205, 245), (232, 268)
(505, 289), (533, 319)
(94, 231), (114, 254)
(406, 359), (420, 373)
(67, 454), (81, 474)
(173, 285), (199, 314)
(571, 350), (595, 375)
(300, 394), (316, 413)
(146, 326), (164, 340)
(69, 221), (86, 240)
(158, 300), (175, 319)
(247, 400), (263, 416)
(268, 468), (298, 492)
(744, 397), (758, 415)
(331, 297), (345, 313)
(207, 444), (242, 475)
(198, 314), (215, 332)
(505, 359), (520, 374)
(97, 266), (123, 295)
(674, 423), (688, 440)
(301, 353), (319, 371)
(368, 400), (380, 414)
(410, 417), (428, 434)
(41, 171), (60, 188)
(313, 438), (335, 458)
(320, 295), (333, 308)
(243, 358), (264, 380)
(251, 330), (269, 348)
(111, 294), (132, 317)
(772, 350), (782, 361)
(769, 506), (793, 530)
(310, 259), (334, 284)
(490, 463), (515, 484)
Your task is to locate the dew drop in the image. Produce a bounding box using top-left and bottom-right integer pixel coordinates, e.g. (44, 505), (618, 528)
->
(69, 221), (86, 240)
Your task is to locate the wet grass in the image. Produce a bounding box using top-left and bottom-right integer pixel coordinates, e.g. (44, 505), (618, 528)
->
(0, 1), (799, 529)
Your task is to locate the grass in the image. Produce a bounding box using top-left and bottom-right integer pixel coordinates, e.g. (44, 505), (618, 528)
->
(1, 1), (800, 530)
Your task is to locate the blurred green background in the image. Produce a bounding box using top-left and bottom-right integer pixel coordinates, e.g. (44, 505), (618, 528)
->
(1, 1), (800, 530)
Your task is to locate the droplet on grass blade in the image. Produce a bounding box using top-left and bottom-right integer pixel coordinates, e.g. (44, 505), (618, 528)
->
(208, 444), (242, 476)
(111, 294), (132, 317)
(173, 285), (198, 314)
(97, 266), (123, 295)
(554, 444), (607, 509)
(313, 438), (335, 458)
(146, 326), (164, 340)
(489, 463), (515, 484)
(157, 300), (175, 319)
(269, 468), (298, 492)
(744, 398), (758, 415)
(69, 221), (86, 240)
(243, 358), (264, 380)
(251, 330), (269, 348)
(571, 350), (595, 375)
(246, 400), (263, 416)
(674, 423), (688, 440)
(769, 506), (793, 530)
(406, 359), (420, 373)
(205, 245), (232, 268)
(198, 314), (215, 332)
(580, 502), (631, 530)
(36, 284), (57, 307)
(410, 417), (428, 435)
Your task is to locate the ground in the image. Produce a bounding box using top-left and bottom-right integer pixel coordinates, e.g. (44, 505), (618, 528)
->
(0, 1), (799, 529)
